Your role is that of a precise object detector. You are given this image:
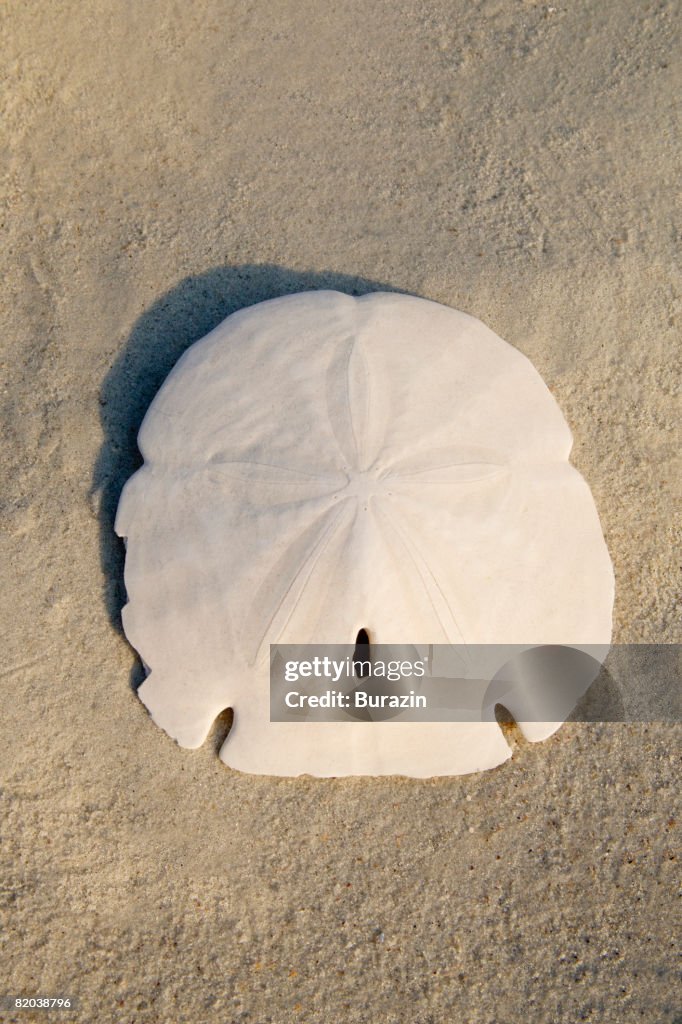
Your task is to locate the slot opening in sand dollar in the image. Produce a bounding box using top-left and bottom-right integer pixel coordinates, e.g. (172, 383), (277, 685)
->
(494, 703), (526, 748)
(353, 628), (371, 678)
(210, 707), (234, 755)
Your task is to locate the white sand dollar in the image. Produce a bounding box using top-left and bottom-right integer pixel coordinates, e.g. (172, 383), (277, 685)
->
(115, 291), (614, 776)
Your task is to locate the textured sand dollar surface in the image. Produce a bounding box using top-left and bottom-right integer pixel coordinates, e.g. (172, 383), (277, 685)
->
(116, 291), (614, 776)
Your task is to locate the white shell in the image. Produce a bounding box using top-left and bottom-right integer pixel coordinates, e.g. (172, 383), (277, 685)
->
(116, 291), (614, 776)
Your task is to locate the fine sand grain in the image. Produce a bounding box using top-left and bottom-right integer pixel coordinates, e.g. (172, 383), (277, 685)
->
(1, 1), (680, 1022)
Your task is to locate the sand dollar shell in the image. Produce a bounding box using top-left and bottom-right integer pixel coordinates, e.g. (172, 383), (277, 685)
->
(116, 291), (614, 776)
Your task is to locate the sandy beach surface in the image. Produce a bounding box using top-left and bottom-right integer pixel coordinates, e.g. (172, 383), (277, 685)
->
(1, 1), (680, 1021)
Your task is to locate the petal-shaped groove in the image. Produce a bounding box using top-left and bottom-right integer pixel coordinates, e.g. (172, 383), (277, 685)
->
(374, 498), (468, 646)
(324, 335), (361, 469)
(383, 445), (509, 514)
(244, 497), (356, 666)
(383, 444), (507, 482)
(345, 335), (372, 471)
(205, 461), (346, 506)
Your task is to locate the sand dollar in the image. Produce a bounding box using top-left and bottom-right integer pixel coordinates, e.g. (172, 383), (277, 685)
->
(116, 291), (614, 776)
